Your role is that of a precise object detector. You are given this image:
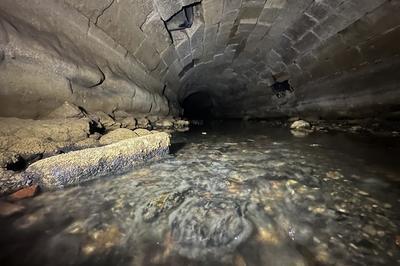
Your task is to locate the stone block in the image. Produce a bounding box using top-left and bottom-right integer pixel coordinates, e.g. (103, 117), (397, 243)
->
(186, 19), (205, 51)
(192, 47), (203, 60)
(313, 13), (348, 40)
(239, 6), (263, 21)
(203, 24), (219, 55)
(258, 7), (281, 24)
(286, 13), (317, 41)
(336, 0), (386, 23)
(224, 0), (242, 13)
(280, 47), (298, 65)
(161, 45), (180, 66)
(202, 0), (224, 25)
(153, 0), (200, 20)
(306, 2), (330, 21)
(297, 52), (317, 71)
(95, 0), (151, 53)
(182, 53), (194, 67)
(171, 31), (191, 60)
(150, 58), (168, 79)
(293, 31), (320, 53)
(221, 9), (240, 24)
(64, 0), (115, 22)
(141, 12), (172, 54)
(265, 0), (286, 9)
(134, 39), (161, 71)
(237, 20), (257, 34)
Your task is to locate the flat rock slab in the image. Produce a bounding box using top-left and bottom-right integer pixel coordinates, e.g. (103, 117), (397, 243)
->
(24, 133), (170, 190)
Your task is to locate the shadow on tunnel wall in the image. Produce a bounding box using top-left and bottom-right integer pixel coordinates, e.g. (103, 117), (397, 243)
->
(182, 92), (214, 120)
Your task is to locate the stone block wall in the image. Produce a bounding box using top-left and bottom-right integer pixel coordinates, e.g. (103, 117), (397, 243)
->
(0, 0), (399, 119)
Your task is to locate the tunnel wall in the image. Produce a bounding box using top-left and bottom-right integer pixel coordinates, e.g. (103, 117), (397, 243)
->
(0, 0), (399, 119)
(179, 0), (400, 119)
(0, 0), (182, 118)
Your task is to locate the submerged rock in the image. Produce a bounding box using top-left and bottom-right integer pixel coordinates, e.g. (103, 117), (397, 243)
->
(8, 184), (40, 201)
(24, 133), (171, 189)
(0, 200), (25, 217)
(142, 190), (188, 222)
(168, 197), (253, 262)
(0, 168), (25, 196)
(290, 120), (313, 137)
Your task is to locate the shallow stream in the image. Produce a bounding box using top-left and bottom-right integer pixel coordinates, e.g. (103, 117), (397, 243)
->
(1, 121), (399, 266)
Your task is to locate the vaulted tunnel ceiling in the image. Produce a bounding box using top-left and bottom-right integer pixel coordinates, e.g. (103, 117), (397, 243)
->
(0, 0), (399, 119)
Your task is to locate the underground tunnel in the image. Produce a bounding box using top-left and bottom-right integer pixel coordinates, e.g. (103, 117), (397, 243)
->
(0, 0), (399, 265)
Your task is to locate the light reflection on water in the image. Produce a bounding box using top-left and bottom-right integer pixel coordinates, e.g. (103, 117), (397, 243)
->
(0, 121), (399, 266)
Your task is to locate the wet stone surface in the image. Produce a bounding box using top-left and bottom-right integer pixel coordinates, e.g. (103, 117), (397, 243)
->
(0, 121), (399, 266)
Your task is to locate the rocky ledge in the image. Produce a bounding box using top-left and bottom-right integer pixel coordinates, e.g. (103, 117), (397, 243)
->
(0, 102), (187, 196)
(287, 117), (400, 137)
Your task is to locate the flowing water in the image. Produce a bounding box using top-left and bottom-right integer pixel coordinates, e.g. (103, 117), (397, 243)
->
(1, 121), (399, 266)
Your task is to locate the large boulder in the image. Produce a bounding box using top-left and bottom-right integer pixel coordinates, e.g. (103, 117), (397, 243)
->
(174, 119), (190, 128)
(133, 128), (151, 136)
(137, 117), (152, 129)
(290, 120), (311, 131)
(0, 117), (93, 162)
(24, 132), (170, 189)
(45, 102), (85, 119)
(99, 128), (138, 145)
(155, 119), (174, 129)
(91, 111), (121, 131)
(119, 117), (137, 130)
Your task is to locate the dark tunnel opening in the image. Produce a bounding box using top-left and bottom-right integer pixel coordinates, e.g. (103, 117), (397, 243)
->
(182, 91), (214, 120)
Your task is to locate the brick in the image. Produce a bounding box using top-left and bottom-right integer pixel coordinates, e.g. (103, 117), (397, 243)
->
(294, 31), (320, 53)
(153, 0), (200, 20)
(237, 21), (257, 34)
(297, 52), (317, 70)
(203, 24), (219, 55)
(141, 12), (172, 54)
(307, 2), (330, 21)
(186, 20), (205, 51)
(192, 47), (203, 60)
(238, 6), (264, 20)
(150, 58), (168, 79)
(134, 39), (161, 71)
(313, 13), (347, 40)
(281, 47), (298, 65)
(336, 0), (386, 23)
(202, 0), (224, 25)
(161, 45), (179, 65)
(221, 9), (240, 24)
(258, 7), (281, 24)
(171, 31), (191, 60)
(224, 0), (242, 13)
(265, 0), (286, 9)
(286, 13), (317, 41)
(182, 53), (193, 67)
